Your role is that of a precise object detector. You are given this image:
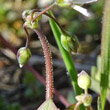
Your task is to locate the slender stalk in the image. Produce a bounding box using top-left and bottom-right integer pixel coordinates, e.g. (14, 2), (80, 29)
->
(84, 89), (88, 94)
(32, 3), (56, 22)
(100, 0), (110, 109)
(74, 102), (82, 110)
(44, 13), (67, 35)
(34, 29), (53, 100)
(23, 24), (30, 48)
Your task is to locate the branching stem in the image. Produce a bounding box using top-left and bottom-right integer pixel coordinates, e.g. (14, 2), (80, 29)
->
(31, 9), (67, 35)
(32, 3), (56, 22)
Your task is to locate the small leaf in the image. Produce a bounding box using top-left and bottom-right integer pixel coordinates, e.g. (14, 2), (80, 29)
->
(37, 99), (58, 110)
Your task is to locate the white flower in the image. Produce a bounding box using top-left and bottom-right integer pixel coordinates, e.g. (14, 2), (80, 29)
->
(72, 5), (91, 17)
(72, 0), (97, 4)
(38, 0), (54, 8)
(57, 0), (98, 17)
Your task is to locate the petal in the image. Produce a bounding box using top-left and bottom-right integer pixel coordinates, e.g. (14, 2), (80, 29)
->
(72, 5), (91, 17)
(72, 0), (97, 4)
(64, 0), (73, 3)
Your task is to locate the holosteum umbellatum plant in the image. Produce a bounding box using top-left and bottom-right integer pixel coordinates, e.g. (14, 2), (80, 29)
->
(17, 0), (97, 110)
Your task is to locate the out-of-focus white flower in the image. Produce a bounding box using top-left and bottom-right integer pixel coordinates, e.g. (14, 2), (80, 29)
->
(72, 0), (97, 4)
(57, 0), (98, 17)
(64, 0), (73, 3)
(38, 0), (54, 8)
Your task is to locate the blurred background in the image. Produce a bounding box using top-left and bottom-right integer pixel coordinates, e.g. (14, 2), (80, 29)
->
(0, 0), (109, 110)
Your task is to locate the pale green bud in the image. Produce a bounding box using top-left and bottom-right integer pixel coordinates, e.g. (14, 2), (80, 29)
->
(17, 47), (31, 68)
(22, 10), (42, 29)
(22, 10), (31, 21)
(56, 0), (70, 7)
(82, 94), (92, 106)
(78, 70), (91, 90)
(61, 34), (79, 53)
(75, 94), (84, 102)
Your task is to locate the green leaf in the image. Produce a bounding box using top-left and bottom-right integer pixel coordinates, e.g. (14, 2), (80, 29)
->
(100, 0), (110, 109)
(48, 10), (85, 110)
(48, 10), (81, 95)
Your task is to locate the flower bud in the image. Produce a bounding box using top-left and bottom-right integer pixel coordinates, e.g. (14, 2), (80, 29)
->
(82, 94), (92, 106)
(17, 47), (31, 68)
(75, 94), (84, 102)
(22, 10), (42, 29)
(22, 10), (31, 21)
(78, 70), (91, 90)
(61, 34), (79, 53)
(56, 0), (70, 7)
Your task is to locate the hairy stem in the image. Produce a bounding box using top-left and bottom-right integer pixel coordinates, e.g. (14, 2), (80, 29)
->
(0, 33), (70, 106)
(34, 29), (53, 99)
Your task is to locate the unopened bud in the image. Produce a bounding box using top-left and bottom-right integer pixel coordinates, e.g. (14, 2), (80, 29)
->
(61, 34), (79, 53)
(78, 70), (91, 90)
(17, 47), (31, 68)
(82, 94), (92, 106)
(57, 0), (70, 7)
(22, 10), (42, 29)
(75, 94), (84, 102)
(22, 10), (31, 21)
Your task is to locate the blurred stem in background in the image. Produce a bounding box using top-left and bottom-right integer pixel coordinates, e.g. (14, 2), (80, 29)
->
(101, 0), (110, 109)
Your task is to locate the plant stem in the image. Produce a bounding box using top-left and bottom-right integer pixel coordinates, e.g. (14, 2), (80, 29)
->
(100, 0), (110, 109)
(31, 9), (67, 35)
(32, 3), (56, 22)
(0, 33), (70, 107)
(74, 102), (82, 110)
(23, 24), (30, 48)
(34, 29), (53, 100)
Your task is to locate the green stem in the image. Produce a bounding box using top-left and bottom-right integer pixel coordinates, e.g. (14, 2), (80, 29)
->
(100, 0), (110, 110)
